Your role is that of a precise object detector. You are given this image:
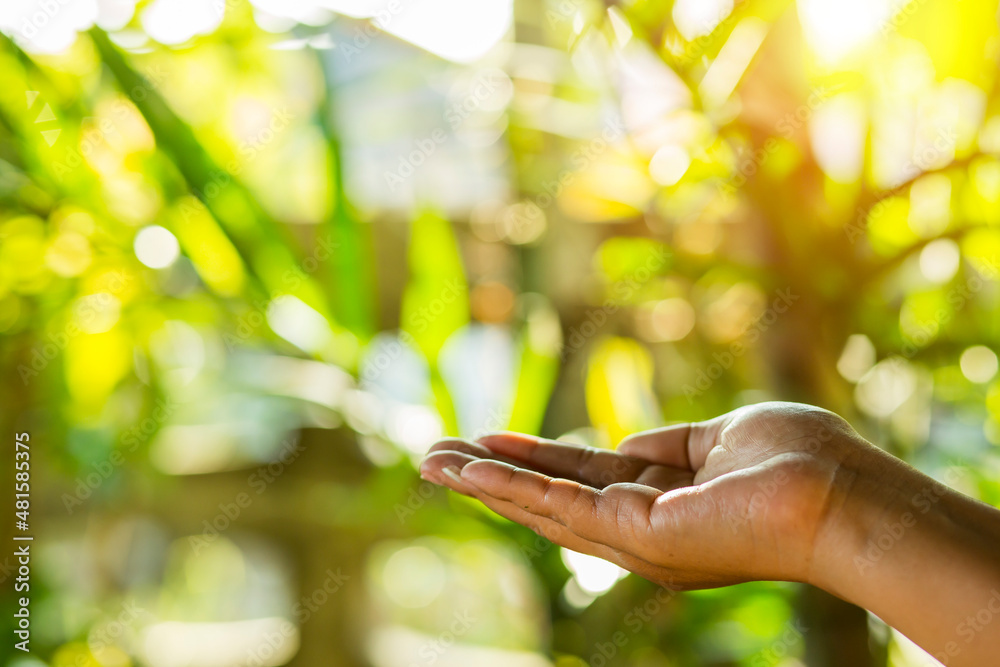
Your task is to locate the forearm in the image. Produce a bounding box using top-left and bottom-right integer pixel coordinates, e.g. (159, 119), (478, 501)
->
(813, 445), (1000, 666)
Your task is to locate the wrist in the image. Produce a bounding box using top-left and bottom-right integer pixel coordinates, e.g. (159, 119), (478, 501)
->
(808, 440), (1000, 664)
(806, 439), (921, 597)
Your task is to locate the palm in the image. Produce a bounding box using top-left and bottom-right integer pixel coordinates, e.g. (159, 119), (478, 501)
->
(421, 402), (857, 590)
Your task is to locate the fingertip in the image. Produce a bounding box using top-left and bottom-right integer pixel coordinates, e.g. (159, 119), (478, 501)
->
(474, 430), (513, 441)
(419, 450), (480, 485)
(426, 437), (475, 455)
(476, 431), (541, 454)
(616, 423), (693, 469)
(441, 465), (464, 485)
(459, 458), (512, 490)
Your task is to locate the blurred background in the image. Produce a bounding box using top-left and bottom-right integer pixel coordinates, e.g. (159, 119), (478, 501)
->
(1, 0), (999, 665)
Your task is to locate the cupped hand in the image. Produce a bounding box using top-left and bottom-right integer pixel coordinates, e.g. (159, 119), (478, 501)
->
(419, 402), (867, 590)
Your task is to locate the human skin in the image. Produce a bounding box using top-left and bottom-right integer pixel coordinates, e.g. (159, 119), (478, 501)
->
(419, 402), (1000, 666)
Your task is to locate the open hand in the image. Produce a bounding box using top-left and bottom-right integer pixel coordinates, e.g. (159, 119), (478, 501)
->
(420, 402), (866, 590)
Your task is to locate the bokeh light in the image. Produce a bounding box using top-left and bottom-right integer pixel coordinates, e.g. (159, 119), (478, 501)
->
(134, 225), (180, 269)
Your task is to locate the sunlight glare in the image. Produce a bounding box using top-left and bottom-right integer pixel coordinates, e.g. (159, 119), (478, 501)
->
(797, 0), (893, 63)
(919, 238), (960, 284)
(134, 225), (180, 269)
(251, 0), (512, 62)
(141, 0), (224, 45)
(0, 0), (98, 53)
(267, 295), (334, 353)
(561, 548), (627, 595)
(698, 17), (768, 108)
(960, 346), (999, 384)
(809, 94), (866, 184)
(837, 334), (876, 383)
(672, 0), (734, 41)
(649, 145), (691, 186)
(377, 0), (512, 63)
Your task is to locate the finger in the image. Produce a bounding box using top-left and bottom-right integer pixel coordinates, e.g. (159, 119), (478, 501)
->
(458, 459), (664, 562)
(419, 451), (482, 497)
(436, 436), (693, 493)
(618, 423), (692, 468)
(476, 432), (650, 488)
(425, 438), (521, 467)
(618, 415), (734, 470)
(420, 452), (630, 563)
(471, 492), (671, 584)
(635, 465), (695, 492)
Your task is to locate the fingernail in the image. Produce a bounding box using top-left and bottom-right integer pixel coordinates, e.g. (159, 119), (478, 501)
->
(441, 466), (464, 485)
